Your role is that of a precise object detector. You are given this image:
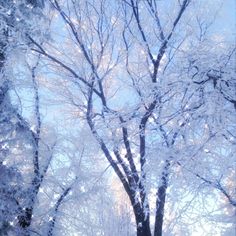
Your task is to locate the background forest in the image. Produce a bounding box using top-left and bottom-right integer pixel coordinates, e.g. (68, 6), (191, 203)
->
(0, 0), (235, 235)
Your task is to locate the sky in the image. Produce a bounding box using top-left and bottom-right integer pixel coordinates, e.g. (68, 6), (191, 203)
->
(216, 0), (235, 41)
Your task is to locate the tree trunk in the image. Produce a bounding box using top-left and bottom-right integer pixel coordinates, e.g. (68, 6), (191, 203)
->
(154, 160), (170, 236)
(136, 217), (152, 236)
(154, 185), (167, 236)
(131, 197), (152, 236)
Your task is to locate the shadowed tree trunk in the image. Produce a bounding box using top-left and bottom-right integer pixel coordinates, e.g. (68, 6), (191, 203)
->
(154, 160), (170, 236)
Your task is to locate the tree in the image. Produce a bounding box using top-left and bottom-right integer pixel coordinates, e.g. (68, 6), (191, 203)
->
(0, 2), (121, 236)
(0, 1), (79, 235)
(3, 0), (235, 235)
(0, 1), (46, 234)
(27, 0), (236, 235)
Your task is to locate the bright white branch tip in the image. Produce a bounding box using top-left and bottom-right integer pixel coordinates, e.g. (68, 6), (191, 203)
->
(138, 222), (142, 227)
(204, 149), (210, 153)
(111, 17), (116, 24)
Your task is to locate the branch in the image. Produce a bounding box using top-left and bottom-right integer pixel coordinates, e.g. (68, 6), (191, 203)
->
(176, 161), (236, 208)
(28, 36), (102, 98)
(47, 185), (72, 236)
(129, 0), (155, 64)
(50, 0), (107, 107)
(152, 0), (191, 82)
(119, 116), (139, 182)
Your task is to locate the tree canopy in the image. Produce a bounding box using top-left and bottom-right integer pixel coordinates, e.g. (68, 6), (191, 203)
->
(0, 0), (235, 235)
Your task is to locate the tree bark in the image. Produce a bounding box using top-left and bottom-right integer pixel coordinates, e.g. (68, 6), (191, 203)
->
(154, 160), (170, 236)
(154, 185), (167, 236)
(136, 217), (152, 236)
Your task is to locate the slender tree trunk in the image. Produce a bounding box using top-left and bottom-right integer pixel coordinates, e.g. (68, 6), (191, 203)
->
(154, 160), (170, 236)
(47, 186), (71, 236)
(154, 185), (167, 236)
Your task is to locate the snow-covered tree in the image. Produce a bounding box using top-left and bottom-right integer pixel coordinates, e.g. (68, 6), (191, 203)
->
(1, 0), (235, 235)
(0, 1), (46, 234)
(27, 0), (236, 235)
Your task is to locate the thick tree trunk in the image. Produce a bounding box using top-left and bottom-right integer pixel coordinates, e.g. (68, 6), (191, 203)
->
(129, 192), (152, 236)
(136, 216), (152, 236)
